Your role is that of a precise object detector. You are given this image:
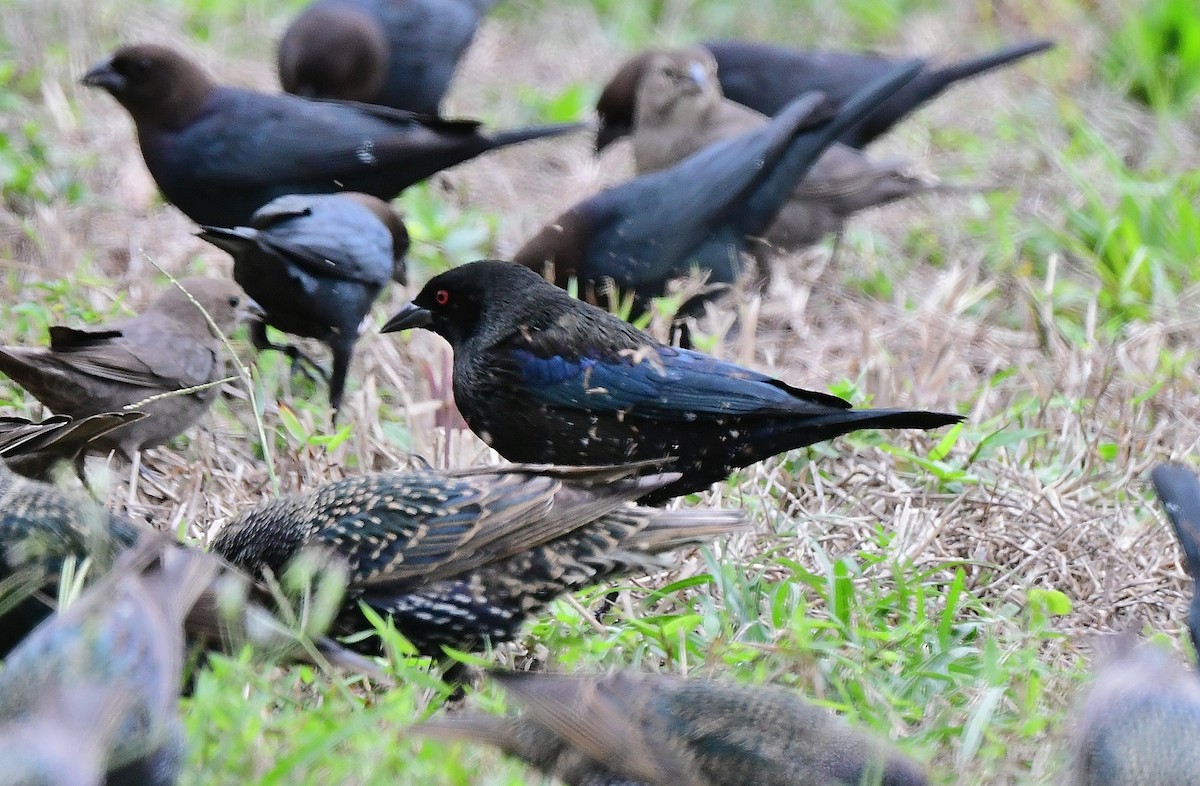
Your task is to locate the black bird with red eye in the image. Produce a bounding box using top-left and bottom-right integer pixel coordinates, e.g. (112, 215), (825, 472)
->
(383, 260), (963, 504)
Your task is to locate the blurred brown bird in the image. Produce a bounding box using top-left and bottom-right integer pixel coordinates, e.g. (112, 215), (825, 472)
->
(412, 669), (929, 786)
(1071, 635), (1200, 785)
(625, 47), (939, 264)
(0, 412), (146, 480)
(0, 277), (260, 459)
(0, 536), (216, 786)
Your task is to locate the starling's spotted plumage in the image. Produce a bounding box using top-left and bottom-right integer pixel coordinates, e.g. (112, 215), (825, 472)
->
(413, 670), (929, 786)
(0, 413), (148, 480)
(0, 458), (142, 655)
(1071, 637), (1200, 786)
(198, 192), (410, 410)
(211, 464), (748, 655)
(0, 538), (217, 786)
(382, 261), (962, 504)
(0, 277), (260, 458)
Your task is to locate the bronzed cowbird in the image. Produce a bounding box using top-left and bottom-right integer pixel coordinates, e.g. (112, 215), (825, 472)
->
(382, 260), (962, 504)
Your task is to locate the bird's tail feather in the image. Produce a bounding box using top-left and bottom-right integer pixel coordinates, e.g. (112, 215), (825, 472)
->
(924, 39), (1055, 96)
(624, 508), (752, 553)
(1152, 463), (1200, 573)
(487, 121), (588, 148)
(409, 714), (520, 751)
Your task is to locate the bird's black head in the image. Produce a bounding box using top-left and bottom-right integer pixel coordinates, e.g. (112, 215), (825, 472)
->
(81, 44), (216, 130)
(381, 260), (557, 348)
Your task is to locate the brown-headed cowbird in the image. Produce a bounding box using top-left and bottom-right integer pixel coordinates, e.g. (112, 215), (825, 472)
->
(595, 40), (1055, 153)
(80, 44), (580, 228)
(0, 537), (218, 786)
(623, 46), (938, 258)
(513, 61), (922, 314)
(278, 0), (501, 114)
(0, 277), (259, 459)
(412, 669), (928, 786)
(0, 412), (146, 480)
(198, 192), (409, 410)
(381, 261), (962, 504)
(1070, 636), (1200, 785)
(211, 463), (748, 656)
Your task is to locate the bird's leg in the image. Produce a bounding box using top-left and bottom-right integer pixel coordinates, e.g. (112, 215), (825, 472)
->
(828, 227), (845, 268)
(250, 321), (330, 385)
(125, 449), (141, 509)
(326, 341), (353, 414)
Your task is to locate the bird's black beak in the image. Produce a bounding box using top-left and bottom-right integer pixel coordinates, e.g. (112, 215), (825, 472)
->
(381, 303), (432, 333)
(80, 57), (124, 92)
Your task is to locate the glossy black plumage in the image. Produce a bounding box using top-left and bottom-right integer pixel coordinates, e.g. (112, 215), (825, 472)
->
(0, 538), (216, 786)
(515, 60), (922, 312)
(199, 192), (409, 410)
(210, 464), (748, 656)
(412, 670), (929, 786)
(381, 261), (962, 503)
(595, 40), (1054, 153)
(1151, 463), (1200, 656)
(278, 0), (501, 114)
(80, 43), (580, 228)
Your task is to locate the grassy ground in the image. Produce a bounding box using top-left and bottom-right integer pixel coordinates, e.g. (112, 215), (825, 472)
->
(3, 0), (1200, 783)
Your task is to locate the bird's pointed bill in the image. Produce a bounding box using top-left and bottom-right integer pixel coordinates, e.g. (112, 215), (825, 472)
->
(381, 303), (433, 333)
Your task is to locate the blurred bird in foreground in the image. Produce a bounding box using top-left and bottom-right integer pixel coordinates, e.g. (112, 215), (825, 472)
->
(514, 60), (921, 313)
(607, 46), (943, 261)
(0, 459), (380, 675)
(382, 261), (962, 504)
(1151, 462), (1200, 654)
(279, 0), (501, 114)
(0, 684), (130, 786)
(595, 40), (1055, 152)
(412, 669), (929, 786)
(0, 412), (146, 481)
(211, 463), (748, 656)
(1070, 635), (1200, 786)
(0, 277), (259, 460)
(0, 537), (215, 786)
(81, 43), (581, 228)
(199, 192), (409, 410)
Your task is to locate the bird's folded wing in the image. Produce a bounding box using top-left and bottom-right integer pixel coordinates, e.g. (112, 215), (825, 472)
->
(49, 325), (219, 391)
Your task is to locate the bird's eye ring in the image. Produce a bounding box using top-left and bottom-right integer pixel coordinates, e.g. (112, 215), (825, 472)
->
(435, 289), (450, 306)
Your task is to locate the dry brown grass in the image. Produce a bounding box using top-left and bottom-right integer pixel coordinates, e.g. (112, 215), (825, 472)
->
(3, 1), (1200, 770)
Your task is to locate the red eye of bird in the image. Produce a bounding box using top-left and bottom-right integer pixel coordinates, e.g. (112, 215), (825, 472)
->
(435, 289), (450, 306)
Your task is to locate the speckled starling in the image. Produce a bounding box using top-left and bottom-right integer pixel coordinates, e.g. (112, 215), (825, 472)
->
(1071, 636), (1200, 785)
(0, 537), (218, 786)
(198, 192), (409, 410)
(381, 261), (962, 504)
(412, 669), (929, 786)
(210, 463), (749, 655)
(0, 412), (146, 481)
(0, 277), (261, 459)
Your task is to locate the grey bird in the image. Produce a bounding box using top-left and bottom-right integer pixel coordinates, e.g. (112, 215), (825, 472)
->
(198, 192), (409, 410)
(412, 669), (928, 786)
(0, 537), (217, 786)
(0, 277), (261, 459)
(1070, 635), (1200, 785)
(626, 46), (940, 262)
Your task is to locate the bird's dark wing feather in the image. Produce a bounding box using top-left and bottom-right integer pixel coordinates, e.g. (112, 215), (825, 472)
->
(252, 196), (394, 286)
(507, 342), (850, 419)
(48, 323), (217, 391)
